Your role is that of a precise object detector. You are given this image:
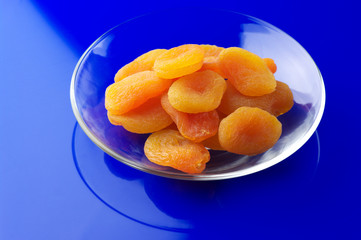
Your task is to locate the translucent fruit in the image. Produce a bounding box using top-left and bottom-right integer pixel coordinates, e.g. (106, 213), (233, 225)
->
(153, 44), (204, 79)
(218, 81), (293, 116)
(105, 71), (173, 115)
(218, 107), (282, 155)
(201, 44), (224, 57)
(199, 44), (225, 77)
(218, 47), (276, 96)
(168, 70), (227, 113)
(144, 129), (210, 174)
(114, 49), (167, 82)
(161, 94), (219, 142)
(107, 97), (173, 134)
(263, 58), (277, 74)
(201, 111), (227, 151)
(104, 44), (294, 174)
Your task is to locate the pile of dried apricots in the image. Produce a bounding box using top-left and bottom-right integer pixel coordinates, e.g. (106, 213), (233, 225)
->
(105, 44), (293, 174)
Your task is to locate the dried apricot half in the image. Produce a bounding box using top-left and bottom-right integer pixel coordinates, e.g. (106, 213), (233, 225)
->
(161, 93), (219, 142)
(263, 58), (277, 74)
(218, 107), (282, 155)
(105, 71), (173, 115)
(218, 47), (276, 96)
(201, 44), (224, 58)
(144, 129), (210, 174)
(153, 44), (204, 79)
(201, 132), (224, 151)
(107, 97), (173, 134)
(218, 81), (293, 116)
(114, 49), (167, 82)
(199, 45), (225, 77)
(168, 70), (227, 113)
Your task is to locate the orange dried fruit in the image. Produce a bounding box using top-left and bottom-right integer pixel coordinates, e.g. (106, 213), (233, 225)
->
(201, 110), (227, 151)
(161, 93), (219, 142)
(218, 107), (282, 155)
(218, 47), (276, 96)
(107, 97), (173, 134)
(199, 58), (224, 77)
(144, 129), (210, 174)
(153, 44), (204, 79)
(105, 71), (173, 115)
(263, 58), (277, 74)
(103, 44), (295, 173)
(168, 70), (227, 113)
(114, 49), (167, 82)
(266, 81), (293, 116)
(201, 132), (224, 151)
(218, 81), (293, 116)
(201, 44), (224, 57)
(199, 45), (225, 77)
(164, 122), (179, 131)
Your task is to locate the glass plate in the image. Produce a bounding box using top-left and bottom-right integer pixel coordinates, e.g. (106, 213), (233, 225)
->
(70, 8), (325, 180)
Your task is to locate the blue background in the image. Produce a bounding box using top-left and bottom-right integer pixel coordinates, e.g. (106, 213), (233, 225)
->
(0, 0), (360, 239)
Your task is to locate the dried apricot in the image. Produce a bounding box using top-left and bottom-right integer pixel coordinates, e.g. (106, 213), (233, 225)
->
(218, 107), (282, 155)
(263, 58), (277, 74)
(107, 97), (173, 134)
(201, 132), (224, 151)
(218, 81), (293, 116)
(218, 47), (276, 96)
(199, 45), (225, 77)
(200, 58), (224, 76)
(269, 81), (294, 116)
(104, 44), (294, 173)
(161, 93), (219, 142)
(114, 49), (167, 82)
(105, 71), (173, 115)
(144, 129), (210, 174)
(201, 110), (226, 151)
(201, 44), (224, 58)
(168, 70), (227, 113)
(164, 122), (179, 131)
(153, 44), (204, 79)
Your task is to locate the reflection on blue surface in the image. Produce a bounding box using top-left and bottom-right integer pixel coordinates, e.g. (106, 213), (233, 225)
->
(73, 122), (320, 235)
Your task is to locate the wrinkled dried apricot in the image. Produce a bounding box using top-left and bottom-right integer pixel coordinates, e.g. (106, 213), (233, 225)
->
(218, 81), (293, 116)
(161, 94), (219, 142)
(199, 45), (225, 77)
(201, 110), (226, 151)
(114, 49), (167, 82)
(104, 44), (295, 173)
(218, 47), (276, 96)
(267, 81), (293, 116)
(144, 129), (210, 174)
(201, 44), (224, 57)
(201, 132), (224, 151)
(164, 122), (179, 131)
(199, 57), (224, 76)
(153, 44), (204, 79)
(263, 58), (277, 74)
(105, 71), (173, 115)
(219, 107), (282, 155)
(168, 70), (227, 113)
(107, 97), (173, 134)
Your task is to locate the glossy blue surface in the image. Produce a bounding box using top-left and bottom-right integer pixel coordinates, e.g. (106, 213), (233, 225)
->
(1, 0), (360, 239)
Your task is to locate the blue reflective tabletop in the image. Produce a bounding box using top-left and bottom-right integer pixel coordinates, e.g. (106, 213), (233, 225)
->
(1, 0), (360, 239)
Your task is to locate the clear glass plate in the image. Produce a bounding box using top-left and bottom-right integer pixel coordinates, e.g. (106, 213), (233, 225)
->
(70, 8), (325, 180)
